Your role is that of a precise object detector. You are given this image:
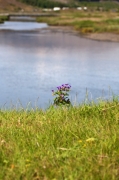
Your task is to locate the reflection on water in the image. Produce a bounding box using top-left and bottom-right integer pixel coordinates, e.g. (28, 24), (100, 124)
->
(0, 21), (47, 30)
(0, 22), (119, 109)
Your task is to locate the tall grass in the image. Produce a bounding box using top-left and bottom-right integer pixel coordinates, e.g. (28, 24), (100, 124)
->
(1, 98), (119, 179)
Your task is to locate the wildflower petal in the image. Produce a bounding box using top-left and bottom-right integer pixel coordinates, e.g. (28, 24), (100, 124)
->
(86, 138), (95, 142)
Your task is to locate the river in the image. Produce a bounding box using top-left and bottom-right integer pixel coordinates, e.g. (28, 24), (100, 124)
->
(0, 21), (119, 109)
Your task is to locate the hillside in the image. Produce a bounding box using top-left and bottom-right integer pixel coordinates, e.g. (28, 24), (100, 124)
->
(0, 0), (119, 13)
(0, 0), (37, 12)
(0, 0), (76, 12)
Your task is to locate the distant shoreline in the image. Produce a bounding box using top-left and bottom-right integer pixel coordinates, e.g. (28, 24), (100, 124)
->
(84, 32), (119, 43)
(46, 26), (119, 43)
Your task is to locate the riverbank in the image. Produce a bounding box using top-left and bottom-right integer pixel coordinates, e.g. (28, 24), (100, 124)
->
(46, 25), (119, 42)
(1, 99), (119, 179)
(84, 32), (119, 42)
(36, 10), (119, 42)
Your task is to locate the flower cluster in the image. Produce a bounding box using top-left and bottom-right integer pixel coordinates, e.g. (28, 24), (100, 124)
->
(52, 84), (71, 106)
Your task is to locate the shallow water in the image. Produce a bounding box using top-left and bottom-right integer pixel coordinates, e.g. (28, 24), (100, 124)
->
(0, 21), (119, 109)
(0, 21), (47, 31)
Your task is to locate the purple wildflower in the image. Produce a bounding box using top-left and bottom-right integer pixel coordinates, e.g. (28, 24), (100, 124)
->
(52, 84), (71, 106)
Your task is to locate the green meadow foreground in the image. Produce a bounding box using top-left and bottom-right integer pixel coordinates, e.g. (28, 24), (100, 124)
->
(1, 100), (119, 179)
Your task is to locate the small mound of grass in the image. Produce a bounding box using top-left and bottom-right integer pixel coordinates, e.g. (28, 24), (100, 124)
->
(0, 16), (9, 23)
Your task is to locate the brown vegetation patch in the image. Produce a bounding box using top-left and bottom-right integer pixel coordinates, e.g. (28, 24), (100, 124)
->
(0, 0), (38, 12)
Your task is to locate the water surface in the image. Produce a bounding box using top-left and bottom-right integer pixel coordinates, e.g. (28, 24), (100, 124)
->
(0, 21), (47, 31)
(0, 21), (119, 109)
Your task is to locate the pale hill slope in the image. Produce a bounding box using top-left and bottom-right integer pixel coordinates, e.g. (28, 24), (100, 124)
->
(0, 0), (36, 12)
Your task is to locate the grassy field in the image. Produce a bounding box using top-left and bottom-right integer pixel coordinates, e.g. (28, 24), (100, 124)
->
(1, 98), (119, 179)
(37, 10), (119, 34)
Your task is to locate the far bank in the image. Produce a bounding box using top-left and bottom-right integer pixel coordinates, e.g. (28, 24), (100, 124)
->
(36, 10), (119, 42)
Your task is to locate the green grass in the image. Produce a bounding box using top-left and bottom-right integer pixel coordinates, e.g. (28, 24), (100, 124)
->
(0, 16), (9, 23)
(1, 99), (119, 179)
(36, 10), (119, 34)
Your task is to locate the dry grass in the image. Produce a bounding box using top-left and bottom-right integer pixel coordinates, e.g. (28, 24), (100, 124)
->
(0, 0), (40, 12)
